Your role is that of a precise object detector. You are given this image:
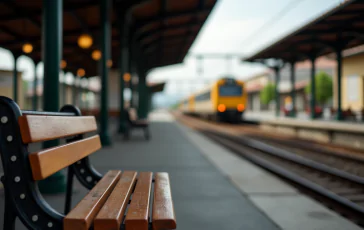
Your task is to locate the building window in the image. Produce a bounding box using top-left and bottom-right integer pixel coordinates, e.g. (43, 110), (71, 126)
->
(346, 75), (359, 102)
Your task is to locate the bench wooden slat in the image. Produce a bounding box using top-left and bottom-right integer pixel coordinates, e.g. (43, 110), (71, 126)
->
(125, 172), (153, 230)
(94, 171), (138, 230)
(64, 170), (121, 230)
(152, 173), (176, 230)
(18, 115), (97, 143)
(29, 135), (101, 180)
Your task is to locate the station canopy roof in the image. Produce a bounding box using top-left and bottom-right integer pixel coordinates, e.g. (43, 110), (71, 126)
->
(243, 0), (364, 63)
(0, 0), (216, 77)
(148, 81), (165, 93)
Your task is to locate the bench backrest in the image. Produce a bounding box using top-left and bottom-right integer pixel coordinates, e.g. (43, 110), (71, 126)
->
(124, 108), (139, 124)
(0, 96), (103, 228)
(18, 114), (100, 180)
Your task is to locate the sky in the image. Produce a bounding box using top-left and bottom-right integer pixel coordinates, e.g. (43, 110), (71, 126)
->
(148, 0), (344, 106)
(0, 0), (345, 105)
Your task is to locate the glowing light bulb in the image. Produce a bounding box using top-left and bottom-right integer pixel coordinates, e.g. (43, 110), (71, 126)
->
(78, 34), (93, 49)
(77, 68), (85, 77)
(92, 50), (101, 60)
(22, 43), (33, 54)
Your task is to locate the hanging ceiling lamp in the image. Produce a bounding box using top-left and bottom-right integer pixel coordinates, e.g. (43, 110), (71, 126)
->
(123, 73), (131, 82)
(22, 43), (33, 54)
(60, 60), (67, 69)
(91, 50), (101, 60)
(22, 20), (33, 54)
(77, 68), (85, 77)
(78, 34), (93, 49)
(107, 60), (113, 67)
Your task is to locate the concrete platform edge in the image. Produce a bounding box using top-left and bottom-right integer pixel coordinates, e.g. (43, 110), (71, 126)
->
(174, 118), (363, 230)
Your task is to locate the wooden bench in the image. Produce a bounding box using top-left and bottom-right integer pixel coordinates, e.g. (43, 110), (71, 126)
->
(124, 108), (150, 140)
(0, 96), (176, 230)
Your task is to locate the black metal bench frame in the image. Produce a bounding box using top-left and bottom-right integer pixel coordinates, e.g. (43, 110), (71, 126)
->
(124, 109), (150, 140)
(0, 96), (103, 230)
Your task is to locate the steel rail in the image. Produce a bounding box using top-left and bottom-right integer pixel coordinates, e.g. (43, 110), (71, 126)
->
(204, 129), (364, 185)
(203, 130), (364, 217)
(247, 134), (364, 163)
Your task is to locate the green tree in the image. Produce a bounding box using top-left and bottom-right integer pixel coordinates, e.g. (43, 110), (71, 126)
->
(305, 71), (333, 105)
(170, 103), (180, 110)
(22, 79), (29, 93)
(260, 83), (276, 105)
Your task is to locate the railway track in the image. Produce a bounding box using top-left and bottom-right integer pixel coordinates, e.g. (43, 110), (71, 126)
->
(200, 129), (364, 226)
(174, 112), (364, 226)
(178, 113), (364, 178)
(244, 134), (364, 178)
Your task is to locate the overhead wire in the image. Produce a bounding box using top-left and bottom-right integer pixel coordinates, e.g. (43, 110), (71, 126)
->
(241, 0), (307, 46)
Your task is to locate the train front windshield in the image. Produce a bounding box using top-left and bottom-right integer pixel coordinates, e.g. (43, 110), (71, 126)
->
(218, 85), (243, 97)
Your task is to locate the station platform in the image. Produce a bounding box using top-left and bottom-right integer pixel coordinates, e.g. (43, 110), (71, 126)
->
(0, 110), (362, 230)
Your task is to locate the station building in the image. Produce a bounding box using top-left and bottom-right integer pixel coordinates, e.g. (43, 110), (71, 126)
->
(23, 69), (164, 116)
(245, 57), (336, 113)
(25, 77), (100, 112)
(0, 69), (24, 108)
(332, 45), (364, 113)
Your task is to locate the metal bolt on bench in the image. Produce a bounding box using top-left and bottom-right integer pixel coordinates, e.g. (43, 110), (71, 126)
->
(0, 96), (176, 230)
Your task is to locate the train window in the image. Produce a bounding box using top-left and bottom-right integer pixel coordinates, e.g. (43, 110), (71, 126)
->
(195, 91), (211, 101)
(219, 85), (243, 96)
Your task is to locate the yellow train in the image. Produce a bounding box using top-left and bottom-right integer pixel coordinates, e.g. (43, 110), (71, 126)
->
(179, 77), (247, 122)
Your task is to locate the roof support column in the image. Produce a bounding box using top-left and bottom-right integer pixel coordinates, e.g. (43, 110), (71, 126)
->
(137, 69), (148, 119)
(310, 55), (316, 119)
(32, 63), (38, 110)
(274, 67), (281, 117)
(99, 0), (112, 146)
(129, 44), (135, 108)
(12, 53), (19, 103)
(336, 46), (343, 121)
(148, 89), (152, 113)
(83, 86), (87, 110)
(118, 19), (129, 134)
(72, 76), (78, 105)
(289, 61), (296, 117)
(80, 86), (84, 109)
(40, 0), (65, 194)
(61, 73), (66, 106)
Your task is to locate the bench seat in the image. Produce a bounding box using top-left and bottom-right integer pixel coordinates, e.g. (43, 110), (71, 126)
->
(124, 109), (150, 140)
(64, 170), (176, 230)
(0, 96), (175, 230)
(133, 119), (149, 126)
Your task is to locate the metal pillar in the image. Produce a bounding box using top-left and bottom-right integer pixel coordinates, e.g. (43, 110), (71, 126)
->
(310, 56), (316, 119)
(336, 47), (343, 120)
(62, 76), (66, 106)
(99, 0), (112, 146)
(73, 77), (78, 105)
(129, 46), (135, 108)
(274, 67), (280, 117)
(84, 83), (89, 113)
(137, 70), (148, 119)
(12, 53), (19, 103)
(118, 23), (129, 133)
(147, 89), (152, 112)
(289, 61), (296, 117)
(32, 62), (38, 110)
(40, 0), (65, 194)
(81, 88), (87, 111)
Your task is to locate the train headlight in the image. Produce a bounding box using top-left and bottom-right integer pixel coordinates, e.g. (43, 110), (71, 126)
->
(218, 104), (226, 112)
(237, 104), (245, 112)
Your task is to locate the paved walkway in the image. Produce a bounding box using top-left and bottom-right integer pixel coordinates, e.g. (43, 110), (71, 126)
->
(244, 110), (310, 121)
(0, 110), (280, 230)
